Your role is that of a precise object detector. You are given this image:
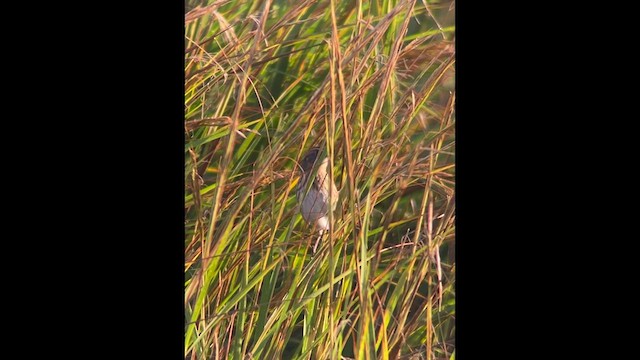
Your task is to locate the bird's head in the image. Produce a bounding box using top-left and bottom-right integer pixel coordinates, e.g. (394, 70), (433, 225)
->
(300, 147), (323, 174)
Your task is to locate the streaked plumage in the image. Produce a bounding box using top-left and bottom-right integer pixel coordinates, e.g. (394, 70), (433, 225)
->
(296, 147), (338, 251)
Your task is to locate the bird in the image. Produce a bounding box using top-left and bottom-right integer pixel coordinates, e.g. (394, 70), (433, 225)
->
(296, 147), (339, 252)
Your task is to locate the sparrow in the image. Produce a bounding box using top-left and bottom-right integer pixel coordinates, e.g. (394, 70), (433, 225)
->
(296, 147), (339, 252)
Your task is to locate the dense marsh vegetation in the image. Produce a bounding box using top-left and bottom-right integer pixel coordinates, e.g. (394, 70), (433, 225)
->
(185, 0), (455, 358)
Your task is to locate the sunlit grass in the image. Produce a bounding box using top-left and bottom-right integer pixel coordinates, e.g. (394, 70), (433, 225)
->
(185, 0), (455, 358)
